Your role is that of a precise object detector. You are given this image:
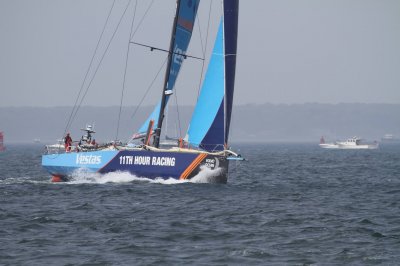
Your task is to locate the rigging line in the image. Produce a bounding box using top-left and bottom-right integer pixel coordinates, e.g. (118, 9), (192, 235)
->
(70, 0), (132, 126)
(129, 55), (168, 120)
(196, 0), (212, 101)
(63, 0), (116, 136)
(173, 83), (182, 139)
(129, 0), (155, 42)
(196, 4), (205, 57)
(116, 0), (138, 141)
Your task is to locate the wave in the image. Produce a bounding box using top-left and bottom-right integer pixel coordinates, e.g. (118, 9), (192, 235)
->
(0, 176), (49, 185)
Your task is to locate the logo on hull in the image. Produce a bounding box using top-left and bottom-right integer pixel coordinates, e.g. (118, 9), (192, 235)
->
(204, 157), (219, 169)
(76, 154), (102, 165)
(119, 155), (176, 167)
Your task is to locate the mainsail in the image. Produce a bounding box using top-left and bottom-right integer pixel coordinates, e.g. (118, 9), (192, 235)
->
(134, 0), (200, 139)
(186, 0), (239, 152)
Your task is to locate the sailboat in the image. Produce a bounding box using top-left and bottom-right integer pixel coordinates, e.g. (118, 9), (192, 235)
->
(0, 131), (5, 152)
(42, 0), (242, 183)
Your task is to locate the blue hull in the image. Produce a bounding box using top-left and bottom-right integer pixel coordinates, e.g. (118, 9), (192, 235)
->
(42, 149), (228, 183)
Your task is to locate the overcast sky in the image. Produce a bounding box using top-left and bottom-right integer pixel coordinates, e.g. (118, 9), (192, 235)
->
(1, 0), (400, 108)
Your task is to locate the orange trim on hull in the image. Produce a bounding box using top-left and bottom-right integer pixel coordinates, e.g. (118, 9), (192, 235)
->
(51, 175), (64, 182)
(180, 153), (207, 180)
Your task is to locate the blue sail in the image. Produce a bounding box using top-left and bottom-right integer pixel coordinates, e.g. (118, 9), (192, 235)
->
(223, 0), (239, 143)
(135, 0), (200, 136)
(136, 102), (161, 136)
(186, 0), (239, 151)
(186, 21), (225, 151)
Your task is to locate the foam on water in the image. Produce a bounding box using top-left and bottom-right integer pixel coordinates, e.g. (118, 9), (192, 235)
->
(0, 176), (49, 185)
(68, 170), (139, 184)
(190, 166), (224, 183)
(65, 166), (223, 185)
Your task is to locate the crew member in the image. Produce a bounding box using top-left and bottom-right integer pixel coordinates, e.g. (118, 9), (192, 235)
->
(87, 132), (92, 143)
(64, 133), (72, 152)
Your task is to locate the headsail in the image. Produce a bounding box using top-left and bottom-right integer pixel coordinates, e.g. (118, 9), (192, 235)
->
(186, 21), (225, 151)
(186, 0), (239, 152)
(133, 0), (200, 140)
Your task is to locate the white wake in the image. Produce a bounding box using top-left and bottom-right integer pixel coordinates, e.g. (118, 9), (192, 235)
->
(65, 166), (223, 185)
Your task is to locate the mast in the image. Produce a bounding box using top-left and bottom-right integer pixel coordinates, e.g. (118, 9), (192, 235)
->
(153, 0), (182, 148)
(223, 0), (239, 146)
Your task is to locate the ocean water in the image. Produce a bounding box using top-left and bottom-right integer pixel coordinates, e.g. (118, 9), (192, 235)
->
(0, 143), (399, 265)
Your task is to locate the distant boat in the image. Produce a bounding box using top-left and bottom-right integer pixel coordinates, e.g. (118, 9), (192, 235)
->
(319, 136), (378, 150)
(319, 136), (339, 149)
(33, 138), (41, 143)
(336, 137), (379, 149)
(0, 131), (5, 152)
(45, 139), (66, 153)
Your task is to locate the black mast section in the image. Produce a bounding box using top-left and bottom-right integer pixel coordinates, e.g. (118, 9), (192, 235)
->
(153, 0), (182, 148)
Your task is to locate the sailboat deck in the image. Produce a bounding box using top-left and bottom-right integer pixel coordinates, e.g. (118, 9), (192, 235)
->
(119, 145), (227, 156)
(45, 142), (228, 156)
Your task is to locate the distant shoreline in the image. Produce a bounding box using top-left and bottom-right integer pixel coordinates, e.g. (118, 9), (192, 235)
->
(1, 103), (399, 143)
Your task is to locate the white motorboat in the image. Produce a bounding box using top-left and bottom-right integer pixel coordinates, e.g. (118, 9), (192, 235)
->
(336, 137), (379, 149)
(319, 136), (339, 149)
(319, 136), (379, 149)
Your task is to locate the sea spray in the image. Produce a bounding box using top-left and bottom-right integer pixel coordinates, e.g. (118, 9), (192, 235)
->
(190, 166), (224, 183)
(63, 166), (223, 185)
